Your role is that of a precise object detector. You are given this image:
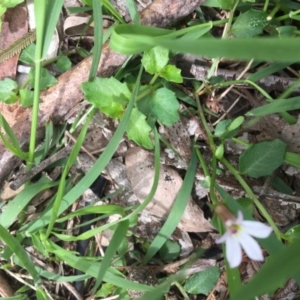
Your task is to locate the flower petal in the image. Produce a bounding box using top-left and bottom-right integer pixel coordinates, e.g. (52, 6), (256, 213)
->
(238, 231), (264, 261)
(242, 221), (272, 238)
(216, 231), (230, 244)
(236, 210), (244, 224)
(226, 234), (242, 268)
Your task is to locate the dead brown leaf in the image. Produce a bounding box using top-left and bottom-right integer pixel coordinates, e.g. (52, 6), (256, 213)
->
(0, 3), (28, 80)
(125, 147), (213, 232)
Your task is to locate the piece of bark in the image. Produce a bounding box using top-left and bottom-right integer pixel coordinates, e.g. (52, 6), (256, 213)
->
(0, 0), (204, 184)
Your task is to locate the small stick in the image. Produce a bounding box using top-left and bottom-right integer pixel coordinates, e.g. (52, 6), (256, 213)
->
(190, 64), (300, 93)
(10, 146), (72, 191)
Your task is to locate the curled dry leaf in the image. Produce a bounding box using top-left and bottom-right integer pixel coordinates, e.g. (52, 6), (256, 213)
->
(125, 147), (213, 232)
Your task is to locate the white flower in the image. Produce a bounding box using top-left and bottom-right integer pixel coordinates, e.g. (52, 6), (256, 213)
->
(216, 210), (272, 268)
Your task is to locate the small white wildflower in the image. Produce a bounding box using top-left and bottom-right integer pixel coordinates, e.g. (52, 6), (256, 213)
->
(215, 206), (272, 268)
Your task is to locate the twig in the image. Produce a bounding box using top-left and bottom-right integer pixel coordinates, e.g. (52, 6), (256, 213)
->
(10, 146), (72, 191)
(190, 64), (300, 93)
(212, 95), (241, 126)
(253, 186), (300, 204)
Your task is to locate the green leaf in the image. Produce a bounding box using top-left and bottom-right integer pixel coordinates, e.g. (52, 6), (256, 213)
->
(110, 24), (300, 62)
(227, 116), (244, 131)
(0, 224), (41, 286)
(276, 26), (297, 37)
(0, 78), (18, 103)
(20, 89), (34, 107)
(214, 119), (239, 139)
(143, 150), (197, 263)
(149, 87), (180, 126)
(285, 152), (300, 168)
(236, 198), (253, 215)
(142, 46), (169, 74)
(0, 178), (57, 229)
(55, 55), (72, 72)
(29, 67), (57, 90)
(160, 65), (183, 83)
(284, 224), (300, 242)
(82, 77), (131, 119)
(117, 238), (129, 257)
(246, 96), (300, 116)
(159, 240), (180, 261)
(96, 283), (116, 297)
(126, 108), (153, 149)
(214, 120), (231, 137)
(239, 139), (286, 178)
(1, 0), (23, 8)
(19, 43), (36, 64)
(0, 114), (27, 159)
(36, 287), (50, 300)
(135, 85), (152, 116)
(93, 220), (130, 293)
(184, 266), (220, 295)
(215, 0), (235, 9)
(232, 9), (269, 38)
(89, 0), (103, 81)
(215, 143), (224, 159)
(38, 0), (64, 59)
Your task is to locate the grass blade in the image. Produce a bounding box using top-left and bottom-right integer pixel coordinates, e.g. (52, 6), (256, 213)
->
(92, 220), (130, 294)
(246, 96), (300, 116)
(48, 240), (154, 292)
(0, 224), (41, 285)
(89, 0), (103, 81)
(143, 149), (198, 264)
(0, 114), (27, 160)
(45, 110), (95, 238)
(0, 177), (58, 229)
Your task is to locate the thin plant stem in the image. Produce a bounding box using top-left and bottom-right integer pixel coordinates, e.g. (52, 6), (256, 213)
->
(196, 0), (239, 94)
(220, 156), (282, 239)
(173, 281), (190, 300)
(222, 0), (240, 39)
(263, 0), (269, 11)
(195, 147), (209, 177)
(149, 73), (160, 85)
(195, 93), (219, 205)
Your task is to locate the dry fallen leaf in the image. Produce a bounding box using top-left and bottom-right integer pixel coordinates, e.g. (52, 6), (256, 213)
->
(0, 3), (28, 80)
(125, 147), (213, 232)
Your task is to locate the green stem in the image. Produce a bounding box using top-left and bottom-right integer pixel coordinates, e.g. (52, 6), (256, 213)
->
(196, 0), (239, 94)
(275, 9), (300, 21)
(263, 0), (269, 11)
(222, 0), (240, 39)
(220, 156), (282, 239)
(173, 281), (190, 300)
(149, 73), (160, 85)
(195, 147), (209, 177)
(136, 82), (161, 100)
(195, 93), (219, 205)
(195, 93), (215, 149)
(28, 59), (41, 166)
(267, 2), (281, 20)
